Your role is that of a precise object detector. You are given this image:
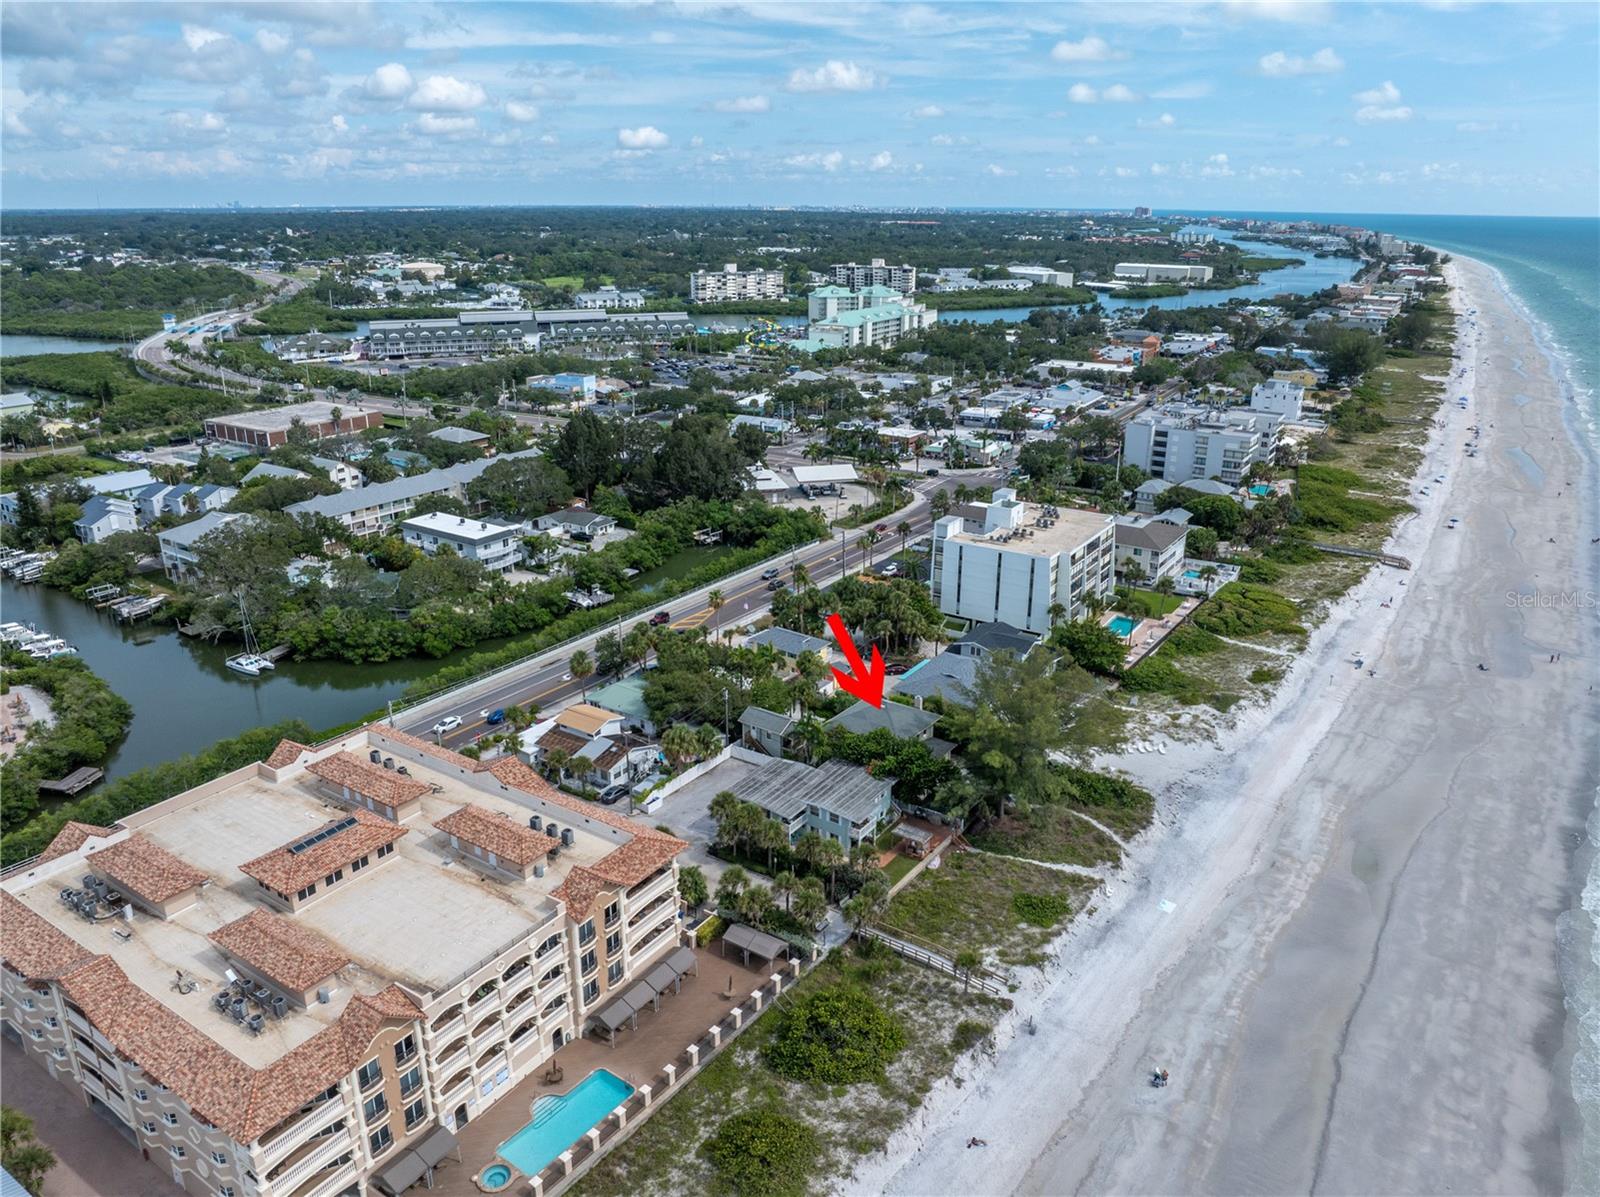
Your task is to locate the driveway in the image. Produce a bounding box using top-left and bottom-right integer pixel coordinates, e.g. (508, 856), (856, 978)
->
(645, 756), (764, 883)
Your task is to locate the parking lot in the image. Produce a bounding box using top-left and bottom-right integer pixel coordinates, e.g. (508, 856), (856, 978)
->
(645, 755), (765, 882)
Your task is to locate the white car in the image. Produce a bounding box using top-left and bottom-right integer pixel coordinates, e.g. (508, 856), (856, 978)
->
(432, 716), (462, 735)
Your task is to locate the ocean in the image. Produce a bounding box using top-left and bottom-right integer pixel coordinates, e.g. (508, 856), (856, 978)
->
(1199, 211), (1600, 1184)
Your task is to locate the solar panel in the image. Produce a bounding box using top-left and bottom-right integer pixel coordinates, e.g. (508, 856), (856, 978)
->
(288, 816), (358, 855)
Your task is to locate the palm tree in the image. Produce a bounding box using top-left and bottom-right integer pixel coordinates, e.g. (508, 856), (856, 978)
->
(707, 589), (725, 640)
(772, 869), (798, 912)
(569, 649), (594, 699)
(954, 948), (983, 993)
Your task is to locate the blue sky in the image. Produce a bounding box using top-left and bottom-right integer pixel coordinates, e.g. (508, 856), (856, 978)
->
(2, 1), (1596, 215)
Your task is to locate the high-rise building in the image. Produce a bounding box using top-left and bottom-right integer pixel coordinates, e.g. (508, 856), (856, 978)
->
(0, 726), (688, 1197)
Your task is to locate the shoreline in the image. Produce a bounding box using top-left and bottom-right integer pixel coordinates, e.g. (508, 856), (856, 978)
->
(847, 251), (1600, 1196)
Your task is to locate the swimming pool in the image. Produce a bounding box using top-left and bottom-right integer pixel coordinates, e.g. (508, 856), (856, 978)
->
(1107, 615), (1140, 637)
(496, 1070), (634, 1177)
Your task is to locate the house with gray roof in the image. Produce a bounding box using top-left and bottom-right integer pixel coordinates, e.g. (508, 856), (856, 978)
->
(824, 700), (940, 741)
(727, 758), (894, 848)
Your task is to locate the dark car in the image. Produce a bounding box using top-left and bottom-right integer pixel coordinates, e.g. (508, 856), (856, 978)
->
(649, 610), (672, 626)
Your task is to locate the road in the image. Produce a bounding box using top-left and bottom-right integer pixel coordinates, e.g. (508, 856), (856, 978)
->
(397, 468), (1003, 750)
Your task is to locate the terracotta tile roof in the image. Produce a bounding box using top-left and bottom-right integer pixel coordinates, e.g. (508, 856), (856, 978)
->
(305, 752), (431, 809)
(264, 739), (311, 769)
(38, 821), (118, 864)
(3, 896), (422, 1145)
(0, 891), (95, 978)
(207, 910), (349, 992)
(551, 865), (614, 921)
(88, 834), (209, 903)
(238, 809), (407, 896)
(432, 805), (559, 868)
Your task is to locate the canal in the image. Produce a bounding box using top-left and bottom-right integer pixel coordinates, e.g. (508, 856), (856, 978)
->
(0, 582), (475, 781)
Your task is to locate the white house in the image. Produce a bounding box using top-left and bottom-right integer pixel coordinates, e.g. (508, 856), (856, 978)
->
(400, 512), (524, 573)
(929, 489), (1116, 632)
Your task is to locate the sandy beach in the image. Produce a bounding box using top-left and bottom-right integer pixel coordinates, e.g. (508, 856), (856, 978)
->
(850, 254), (1600, 1197)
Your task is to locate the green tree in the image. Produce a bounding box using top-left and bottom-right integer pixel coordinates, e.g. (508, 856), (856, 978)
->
(0, 1107), (55, 1196)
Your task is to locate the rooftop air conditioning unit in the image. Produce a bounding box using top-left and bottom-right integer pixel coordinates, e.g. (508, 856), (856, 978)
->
(383, 757), (395, 770)
(560, 828), (574, 847)
(370, 749), (383, 764)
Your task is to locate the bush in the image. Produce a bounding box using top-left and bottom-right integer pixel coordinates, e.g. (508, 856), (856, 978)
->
(703, 1108), (819, 1197)
(1012, 891), (1071, 927)
(763, 987), (907, 1084)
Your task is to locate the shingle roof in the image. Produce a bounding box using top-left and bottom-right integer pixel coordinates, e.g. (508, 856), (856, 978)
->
(433, 804), (559, 868)
(305, 752), (431, 808)
(238, 809), (407, 896)
(207, 909), (350, 992)
(88, 834), (209, 903)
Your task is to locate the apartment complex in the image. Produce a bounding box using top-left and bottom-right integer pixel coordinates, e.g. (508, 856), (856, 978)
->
(399, 513), (524, 574)
(0, 725), (686, 1197)
(929, 488), (1116, 633)
(1113, 262), (1215, 284)
(688, 263), (786, 303)
(286, 449), (542, 537)
(1122, 405), (1282, 485)
(826, 259), (917, 294)
(802, 286), (938, 350)
(203, 404), (386, 451)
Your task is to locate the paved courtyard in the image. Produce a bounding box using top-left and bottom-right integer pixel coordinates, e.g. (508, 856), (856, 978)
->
(432, 946), (775, 1195)
(642, 757), (764, 884)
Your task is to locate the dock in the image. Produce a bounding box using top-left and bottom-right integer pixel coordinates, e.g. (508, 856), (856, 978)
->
(38, 767), (104, 796)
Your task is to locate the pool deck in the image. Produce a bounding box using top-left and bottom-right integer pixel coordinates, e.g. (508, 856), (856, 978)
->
(430, 945), (775, 1195)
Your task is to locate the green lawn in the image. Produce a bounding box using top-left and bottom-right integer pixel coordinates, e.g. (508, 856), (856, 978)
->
(883, 848), (1096, 967)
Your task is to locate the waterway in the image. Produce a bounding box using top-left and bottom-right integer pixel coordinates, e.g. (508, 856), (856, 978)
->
(0, 581), (472, 781)
(1, 334), (127, 358)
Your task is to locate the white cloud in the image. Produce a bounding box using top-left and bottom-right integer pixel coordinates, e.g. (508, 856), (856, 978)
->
(1258, 47), (1344, 77)
(1354, 81), (1411, 122)
(408, 75), (487, 111)
(985, 163), (1016, 176)
(617, 125), (669, 149)
(254, 29), (290, 55)
(868, 150), (894, 171)
(363, 62), (413, 100)
(712, 95), (770, 113)
(784, 150), (844, 171)
(910, 104), (945, 119)
(504, 101), (540, 123)
(1102, 83), (1140, 102)
(785, 60), (878, 93)
(180, 24), (226, 52)
(415, 113), (477, 136)
(1051, 36), (1116, 62)
(1067, 82), (1099, 104)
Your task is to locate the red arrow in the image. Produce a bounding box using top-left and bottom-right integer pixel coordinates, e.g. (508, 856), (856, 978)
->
(825, 612), (885, 708)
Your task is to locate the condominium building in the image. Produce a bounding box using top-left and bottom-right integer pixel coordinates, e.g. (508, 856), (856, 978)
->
(286, 449), (542, 537)
(0, 725), (686, 1197)
(399, 513), (524, 574)
(688, 263), (787, 303)
(929, 488), (1116, 633)
(203, 404), (385, 451)
(1122, 405), (1282, 485)
(827, 259), (918, 294)
(1113, 262), (1215, 284)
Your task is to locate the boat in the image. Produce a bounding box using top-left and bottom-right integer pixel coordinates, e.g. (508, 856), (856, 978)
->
(225, 593), (275, 677)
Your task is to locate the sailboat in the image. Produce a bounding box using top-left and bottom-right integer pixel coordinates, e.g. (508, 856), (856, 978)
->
(225, 594), (276, 677)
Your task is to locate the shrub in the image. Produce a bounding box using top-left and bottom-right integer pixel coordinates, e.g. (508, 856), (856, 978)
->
(1012, 891), (1071, 927)
(703, 1108), (819, 1197)
(763, 987), (906, 1084)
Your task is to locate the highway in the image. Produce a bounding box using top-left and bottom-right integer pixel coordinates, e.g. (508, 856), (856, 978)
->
(393, 474), (991, 750)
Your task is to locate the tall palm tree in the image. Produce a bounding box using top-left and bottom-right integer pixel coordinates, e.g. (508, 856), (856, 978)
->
(707, 589), (725, 640)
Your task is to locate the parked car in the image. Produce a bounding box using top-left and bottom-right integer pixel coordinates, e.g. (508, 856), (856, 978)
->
(649, 610), (672, 626)
(481, 708), (506, 725)
(432, 715), (462, 734)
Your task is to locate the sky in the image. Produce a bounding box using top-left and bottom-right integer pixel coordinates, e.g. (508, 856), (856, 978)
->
(1, 0), (1596, 216)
